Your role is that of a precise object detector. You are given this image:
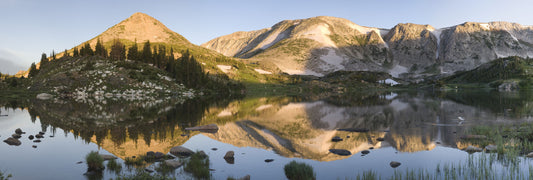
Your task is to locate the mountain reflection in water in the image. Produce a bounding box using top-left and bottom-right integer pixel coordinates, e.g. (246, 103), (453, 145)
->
(4, 90), (532, 162)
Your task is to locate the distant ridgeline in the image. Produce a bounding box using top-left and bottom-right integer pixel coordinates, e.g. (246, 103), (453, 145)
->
(23, 39), (244, 98)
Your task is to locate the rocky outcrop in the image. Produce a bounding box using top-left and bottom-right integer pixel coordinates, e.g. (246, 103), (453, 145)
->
(203, 17), (533, 79)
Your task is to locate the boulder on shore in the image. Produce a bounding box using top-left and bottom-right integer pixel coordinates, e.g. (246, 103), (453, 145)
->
(169, 146), (194, 157)
(185, 124), (219, 133)
(4, 137), (21, 146)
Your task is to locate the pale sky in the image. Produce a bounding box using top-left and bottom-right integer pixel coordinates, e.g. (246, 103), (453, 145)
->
(1, 0), (532, 70)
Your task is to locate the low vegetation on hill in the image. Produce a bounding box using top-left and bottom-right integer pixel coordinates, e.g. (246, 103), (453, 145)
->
(435, 56), (533, 90)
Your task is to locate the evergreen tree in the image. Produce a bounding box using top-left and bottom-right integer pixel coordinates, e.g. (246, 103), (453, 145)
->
(80, 43), (94, 56)
(109, 39), (126, 61)
(141, 41), (152, 63)
(95, 38), (107, 58)
(28, 62), (39, 78)
(127, 40), (139, 61)
(73, 47), (79, 57)
(40, 53), (48, 67)
(51, 50), (56, 60)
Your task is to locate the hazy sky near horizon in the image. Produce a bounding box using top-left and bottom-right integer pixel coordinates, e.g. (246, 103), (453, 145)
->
(1, 0), (532, 69)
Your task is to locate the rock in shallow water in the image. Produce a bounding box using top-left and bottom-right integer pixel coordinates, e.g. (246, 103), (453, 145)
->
(169, 146), (194, 157)
(15, 128), (23, 134)
(224, 151), (235, 164)
(164, 160), (183, 168)
(11, 134), (21, 139)
(331, 136), (343, 142)
(390, 161), (401, 168)
(4, 137), (21, 146)
(361, 150), (370, 155)
(329, 149), (351, 156)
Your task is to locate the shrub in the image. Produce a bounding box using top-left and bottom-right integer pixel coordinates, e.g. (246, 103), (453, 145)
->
(184, 151), (210, 179)
(284, 161), (315, 180)
(86, 151), (104, 171)
(107, 159), (122, 173)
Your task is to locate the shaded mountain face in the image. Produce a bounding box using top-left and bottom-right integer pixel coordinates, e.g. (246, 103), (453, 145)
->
(202, 17), (533, 79)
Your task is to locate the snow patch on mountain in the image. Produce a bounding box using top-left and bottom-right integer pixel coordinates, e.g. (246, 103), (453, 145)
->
(254, 69), (272, 74)
(260, 29), (289, 50)
(429, 28), (444, 59)
(389, 65), (408, 78)
(301, 24), (337, 48)
(480, 23), (490, 30)
(217, 65), (232, 73)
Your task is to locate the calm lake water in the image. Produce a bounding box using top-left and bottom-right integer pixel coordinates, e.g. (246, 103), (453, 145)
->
(1, 90), (533, 179)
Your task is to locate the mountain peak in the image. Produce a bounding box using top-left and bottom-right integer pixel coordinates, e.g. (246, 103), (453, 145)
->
(82, 12), (190, 47)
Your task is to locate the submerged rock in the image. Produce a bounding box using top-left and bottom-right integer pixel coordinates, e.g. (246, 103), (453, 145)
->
(169, 146), (194, 157)
(35, 134), (44, 139)
(28, 135), (34, 140)
(99, 154), (117, 160)
(33, 140), (41, 143)
(4, 137), (21, 146)
(164, 160), (182, 168)
(329, 149), (351, 156)
(331, 136), (343, 142)
(361, 150), (370, 155)
(264, 159), (274, 163)
(185, 124), (219, 133)
(390, 161), (401, 168)
(32, 145), (37, 148)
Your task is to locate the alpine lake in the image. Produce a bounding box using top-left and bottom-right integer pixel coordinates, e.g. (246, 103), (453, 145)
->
(1, 90), (533, 180)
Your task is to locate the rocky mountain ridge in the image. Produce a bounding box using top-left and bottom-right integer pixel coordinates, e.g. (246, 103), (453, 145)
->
(202, 16), (533, 79)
